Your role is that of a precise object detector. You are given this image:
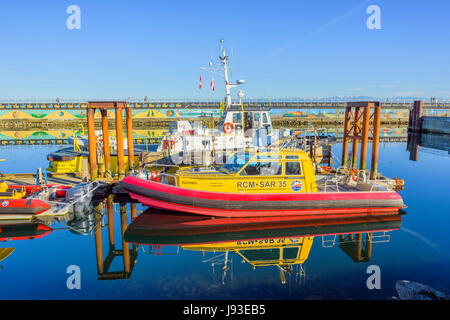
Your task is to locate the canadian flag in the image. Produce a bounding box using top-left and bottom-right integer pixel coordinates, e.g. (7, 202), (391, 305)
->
(211, 77), (215, 91)
(199, 75), (203, 89)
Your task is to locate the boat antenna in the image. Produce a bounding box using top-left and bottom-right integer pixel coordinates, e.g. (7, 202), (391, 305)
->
(200, 39), (245, 110)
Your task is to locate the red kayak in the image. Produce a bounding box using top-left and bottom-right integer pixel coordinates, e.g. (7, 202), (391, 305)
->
(120, 176), (405, 218)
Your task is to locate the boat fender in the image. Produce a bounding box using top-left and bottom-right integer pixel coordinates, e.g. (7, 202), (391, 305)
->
(223, 122), (235, 134)
(350, 169), (358, 182)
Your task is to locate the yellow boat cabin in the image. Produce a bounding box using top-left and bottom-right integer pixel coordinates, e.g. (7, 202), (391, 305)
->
(168, 148), (317, 194)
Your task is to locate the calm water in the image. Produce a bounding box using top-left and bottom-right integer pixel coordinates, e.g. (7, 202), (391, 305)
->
(0, 142), (449, 300)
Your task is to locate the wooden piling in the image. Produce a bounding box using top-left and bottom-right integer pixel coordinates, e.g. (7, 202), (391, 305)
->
(87, 107), (98, 180)
(341, 106), (351, 168)
(101, 109), (112, 178)
(370, 104), (381, 179)
(115, 105), (125, 179)
(351, 107), (361, 168)
(359, 105), (371, 170)
(126, 107), (135, 172)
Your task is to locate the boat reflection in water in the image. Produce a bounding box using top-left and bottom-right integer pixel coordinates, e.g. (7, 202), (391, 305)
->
(122, 208), (404, 284)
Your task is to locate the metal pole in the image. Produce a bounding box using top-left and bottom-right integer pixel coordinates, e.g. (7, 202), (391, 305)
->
(101, 109), (112, 178)
(87, 107), (98, 180)
(115, 104), (125, 179)
(125, 107), (135, 172)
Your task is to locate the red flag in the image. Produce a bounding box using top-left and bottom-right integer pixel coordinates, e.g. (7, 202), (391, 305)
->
(199, 75), (203, 89)
(211, 77), (215, 91)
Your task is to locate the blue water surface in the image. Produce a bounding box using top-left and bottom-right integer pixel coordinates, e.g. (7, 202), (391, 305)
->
(0, 142), (449, 300)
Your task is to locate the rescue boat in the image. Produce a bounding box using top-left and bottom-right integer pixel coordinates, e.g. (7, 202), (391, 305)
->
(0, 180), (99, 220)
(120, 147), (406, 218)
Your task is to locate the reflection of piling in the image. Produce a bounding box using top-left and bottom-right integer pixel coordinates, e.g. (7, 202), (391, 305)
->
(94, 203), (104, 274)
(95, 198), (138, 280)
(107, 195), (115, 249)
(338, 232), (372, 263)
(120, 203), (131, 274)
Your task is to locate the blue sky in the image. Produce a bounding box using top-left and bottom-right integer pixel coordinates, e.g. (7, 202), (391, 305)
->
(0, 0), (449, 100)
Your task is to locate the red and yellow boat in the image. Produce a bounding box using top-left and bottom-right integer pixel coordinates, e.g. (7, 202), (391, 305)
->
(120, 148), (405, 218)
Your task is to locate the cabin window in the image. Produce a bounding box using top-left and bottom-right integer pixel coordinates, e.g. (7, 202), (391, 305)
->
(240, 161), (282, 176)
(285, 162), (302, 175)
(282, 247), (299, 260)
(232, 113), (242, 123)
(239, 248), (280, 262)
(262, 113), (268, 123)
(221, 151), (253, 173)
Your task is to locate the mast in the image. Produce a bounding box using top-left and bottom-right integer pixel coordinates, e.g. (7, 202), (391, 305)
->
(201, 39), (245, 111)
(219, 40), (232, 109)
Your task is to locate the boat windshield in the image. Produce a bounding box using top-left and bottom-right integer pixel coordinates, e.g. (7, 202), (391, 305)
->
(220, 151), (253, 173)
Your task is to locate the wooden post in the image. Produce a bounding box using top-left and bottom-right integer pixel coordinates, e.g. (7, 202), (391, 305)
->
(370, 104), (381, 179)
(341, 106), (351, 168)
(115, 105), (125, 179)
(87, 107), (98, 180)
(125, 107), (134, 172)
(359, 105), (371, 170)
(351, 107), (361, 168)
(101, 109), (112, 178)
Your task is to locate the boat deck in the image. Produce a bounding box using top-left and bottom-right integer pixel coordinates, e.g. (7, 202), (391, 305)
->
(0, 173), (84, 186)
(315, 174), (385, 193)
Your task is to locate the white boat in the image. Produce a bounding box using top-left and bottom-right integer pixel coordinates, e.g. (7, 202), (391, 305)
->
(156, 40), (290, 164)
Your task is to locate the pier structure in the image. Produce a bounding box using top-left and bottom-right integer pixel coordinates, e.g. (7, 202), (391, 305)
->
(1, 100), (449, 110)
(341, 101), (381, 179)
(93, 198), (138, 280)
(86, 101), (135, 180)
(338, 233), (373, 262)
(407, 100), (450, 161)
